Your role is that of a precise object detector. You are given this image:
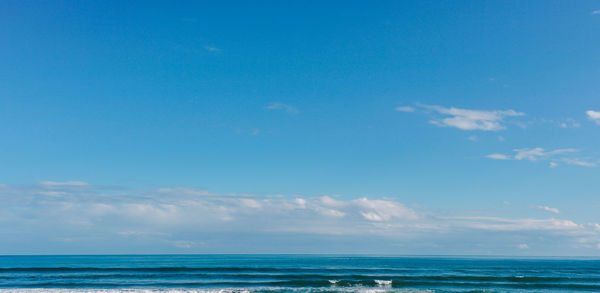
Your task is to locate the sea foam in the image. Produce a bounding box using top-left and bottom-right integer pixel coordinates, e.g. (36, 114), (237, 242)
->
(374, 280), (392, 286)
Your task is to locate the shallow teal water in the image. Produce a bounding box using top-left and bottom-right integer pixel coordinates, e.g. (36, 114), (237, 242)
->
(1, 255), (599, 292)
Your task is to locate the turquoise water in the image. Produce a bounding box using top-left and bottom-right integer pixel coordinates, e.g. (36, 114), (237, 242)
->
(1, 255), (599, 292)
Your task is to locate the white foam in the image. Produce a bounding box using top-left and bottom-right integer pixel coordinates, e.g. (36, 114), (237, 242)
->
(374, 280), (392, 286)
(328, 280), (339, 284)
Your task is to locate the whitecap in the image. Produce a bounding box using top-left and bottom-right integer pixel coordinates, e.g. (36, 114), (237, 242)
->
(374, 279), (392, 286)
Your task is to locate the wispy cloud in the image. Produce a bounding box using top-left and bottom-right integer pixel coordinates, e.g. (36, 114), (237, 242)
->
(204, 46), (221, 53)
(538, 117), (581, 129)
(559, 118), (580, 128)
(592, 10), (600, 15)
(447, 216), (579, 231)
(513, 148), (576, 161)
(1, 182), (599, 254)
(40, 181), (89, 187)
(536, 206), (560, 214)
(486, 147), (596, 167)
(486, 153), (511, 160)
(562, 158), (597, 167)
(266, 102), (299, 114)
(39, 181), (93, 192)
(395, 106), (415, 112)
(399, 104), (525, 131)
(586, 110), (600, 125)
(423, 105), (524, 131)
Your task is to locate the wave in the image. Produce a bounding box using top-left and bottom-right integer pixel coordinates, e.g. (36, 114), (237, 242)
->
(0, 289), (435, 293)
(2, 279), (600, 291)
(374, 281), (391, 287)
(0, 268), (420, 274)
(3, 272), (600, 283)
(3, 266), (600, 292)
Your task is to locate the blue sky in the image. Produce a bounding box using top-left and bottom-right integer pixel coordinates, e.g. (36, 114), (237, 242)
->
(1, 0), (600, 255)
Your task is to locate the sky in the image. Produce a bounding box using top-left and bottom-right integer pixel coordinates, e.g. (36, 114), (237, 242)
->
(1, 0), (600, 256)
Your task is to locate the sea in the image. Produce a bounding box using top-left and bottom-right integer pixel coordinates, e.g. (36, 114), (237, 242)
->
(0, 255), (599, 293)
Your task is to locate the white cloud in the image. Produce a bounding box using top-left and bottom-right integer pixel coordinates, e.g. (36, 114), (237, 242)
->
(486, 153), (511, 160)
(395, 106), (415, 112)
(266, 102), (299, 114)
(317, 208), (346, 218)
(0, 184), (424, 239)
(592, 10), (600, 15)
(467, 135), (478, 142)
(517, 243), (529, 249)
(586, 110), (600, 125)
(513, 148), (576, 161)
(562, 158), (597, 167)
(2, 182), (600, 254)
(294, 198), (307, 208)
(589, 223), (600, 231)
(559, 118), (580, 128)
(40, 181), (89, 187)
(156, 187), (212, 197)
(123, 203), (182, 225)
(485, 148), (596, 168)
(37, 181), (93, 194)
(540, 118), (581, 129)
(361, 212), (385, 221)
(449, 216), (580, 231)
(239, 198), (262, 209)
(319, 195), (345, 207)
(353, 197), (418, 221)
(536, 206), (560, 214)
(420, 104), (524, 131)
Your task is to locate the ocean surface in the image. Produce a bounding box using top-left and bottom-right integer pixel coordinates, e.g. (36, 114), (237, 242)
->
(0, 255), (599, 293)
